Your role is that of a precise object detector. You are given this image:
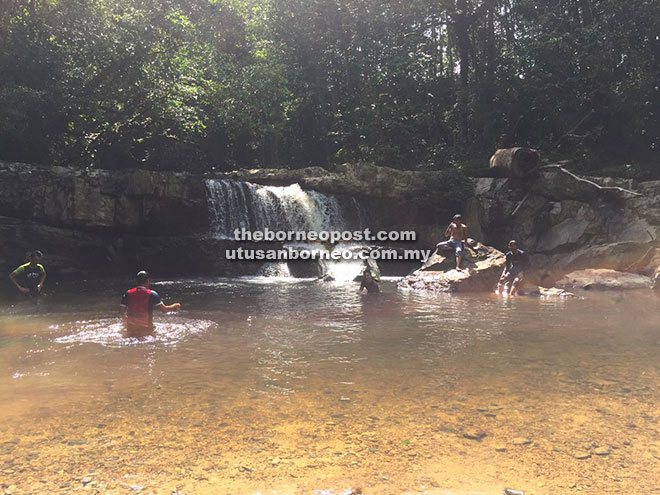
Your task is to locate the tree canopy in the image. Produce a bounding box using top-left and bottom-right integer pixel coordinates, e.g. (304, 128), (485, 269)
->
(0, 0), (658, 175)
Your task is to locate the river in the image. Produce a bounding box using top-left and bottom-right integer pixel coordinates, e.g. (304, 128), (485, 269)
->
(1, 278), (659, 494)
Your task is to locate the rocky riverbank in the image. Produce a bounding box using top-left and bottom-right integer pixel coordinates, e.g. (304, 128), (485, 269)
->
(2, 156), (660, 292)
(465, 164), (660, 289)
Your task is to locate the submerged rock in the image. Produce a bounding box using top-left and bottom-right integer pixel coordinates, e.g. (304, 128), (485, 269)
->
(533, 287), (576, 298)
(557, 269), (653, 290)
(398, 240), (505, 293)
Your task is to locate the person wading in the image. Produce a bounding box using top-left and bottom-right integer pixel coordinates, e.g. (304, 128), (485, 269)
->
(359, 268), (381, 293)
(9, 250), (46, 298)
(120, 271), (181, 337)
(497, 240), (530, 295)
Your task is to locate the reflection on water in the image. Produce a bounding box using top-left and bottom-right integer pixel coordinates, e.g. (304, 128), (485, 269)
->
(0, 279), (659, 494)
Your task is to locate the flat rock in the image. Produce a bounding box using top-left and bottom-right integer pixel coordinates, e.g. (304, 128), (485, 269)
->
(463, 428), (487, 440)
(512, 437), (532, 446)
(594, 446), (611, 456)
(557, 269), (653, 290)
(536, 286), (576, 297)
(399, 240), (505, 293)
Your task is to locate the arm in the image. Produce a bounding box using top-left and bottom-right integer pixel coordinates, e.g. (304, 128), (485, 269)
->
(444, 223), (452, 238)
(37, 267), (46, 292)
(8, 269), (29, 294)
(156, 302), (181, 313)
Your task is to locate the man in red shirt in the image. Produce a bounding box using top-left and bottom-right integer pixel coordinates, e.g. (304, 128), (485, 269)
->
(120, 271), (181, 337)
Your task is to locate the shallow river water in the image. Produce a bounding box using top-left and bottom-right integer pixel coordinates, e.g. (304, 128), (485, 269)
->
(1, 278), (659, 495)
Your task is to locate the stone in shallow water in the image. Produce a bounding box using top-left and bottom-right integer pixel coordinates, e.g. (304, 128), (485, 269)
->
(594, 446), (611, 456)
(512, 437), (532, 446)
(463, 428), (486, 440)
(557, 269), (653, 290)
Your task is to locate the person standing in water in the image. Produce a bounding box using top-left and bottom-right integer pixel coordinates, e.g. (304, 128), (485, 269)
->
(359, 269), (380, 293)
(9, 250), (46, 297)
(436, 214), (468, 270)
(120, 271), (181, 337)
(497, 240), (529, 295)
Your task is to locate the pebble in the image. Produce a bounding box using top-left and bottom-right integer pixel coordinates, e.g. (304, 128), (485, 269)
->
(495, 444), (507, 452)
(512, 437), (532, 446)
(463, 428), (486, 440)
(574, 451), (591, 459)
(594, 446), (611, 456)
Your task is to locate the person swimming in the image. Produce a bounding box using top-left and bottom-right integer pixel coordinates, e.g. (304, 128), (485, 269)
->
(120, 271), (181, 337)
(359, 269), (380, 293)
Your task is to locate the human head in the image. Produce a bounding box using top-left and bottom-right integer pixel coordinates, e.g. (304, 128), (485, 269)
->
(29, 250), (43, 263)
(363, 269), (373, 281)
(453, 214), (462, 222)
(508, 240), (518, 251)
(136, 270), (151, 286)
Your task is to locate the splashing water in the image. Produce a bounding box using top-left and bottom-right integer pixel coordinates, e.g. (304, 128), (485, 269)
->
(53, 318), (214, 347)
(319, 244), (370, 283)
(256, 262), (292, 278)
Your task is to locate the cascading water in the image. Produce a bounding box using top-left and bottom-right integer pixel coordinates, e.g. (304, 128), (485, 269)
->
(205, 179), (348, 237)
(205, 179), (370, 280)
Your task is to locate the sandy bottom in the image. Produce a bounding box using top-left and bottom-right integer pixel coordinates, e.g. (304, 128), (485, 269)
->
(1, 284), (659, 494)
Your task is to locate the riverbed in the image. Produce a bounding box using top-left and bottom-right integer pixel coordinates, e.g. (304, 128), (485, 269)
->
(1, 279), (659, 494)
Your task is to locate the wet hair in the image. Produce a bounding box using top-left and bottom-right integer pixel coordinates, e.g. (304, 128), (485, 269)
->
(363, 269), (372, 278)
(453, 214), (462, 220)
(136, 271), (150, 285)
(30, 250), (43, 258)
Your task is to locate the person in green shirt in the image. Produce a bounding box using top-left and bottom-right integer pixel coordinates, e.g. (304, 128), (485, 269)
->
(9, 250), (46, 297)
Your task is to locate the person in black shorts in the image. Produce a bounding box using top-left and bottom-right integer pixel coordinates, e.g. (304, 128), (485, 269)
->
(120, 271), (181, 337)
(9, 250), (46, 297)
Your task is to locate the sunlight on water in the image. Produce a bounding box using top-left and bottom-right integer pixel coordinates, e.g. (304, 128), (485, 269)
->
(0, 280), (659, 494)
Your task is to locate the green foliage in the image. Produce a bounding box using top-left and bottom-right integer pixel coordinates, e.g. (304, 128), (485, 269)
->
(417, 168), (475, 214)
(0, 0), (658, 174)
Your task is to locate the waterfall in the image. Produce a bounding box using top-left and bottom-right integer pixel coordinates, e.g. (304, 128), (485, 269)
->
(205, 179), (349, 238)
(205, 178), (370, 280)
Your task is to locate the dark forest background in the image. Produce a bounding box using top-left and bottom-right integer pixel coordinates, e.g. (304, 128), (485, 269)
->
(0, 0), (658, 176)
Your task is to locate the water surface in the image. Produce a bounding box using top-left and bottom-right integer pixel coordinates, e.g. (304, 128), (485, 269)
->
(1, 279), (659, 494)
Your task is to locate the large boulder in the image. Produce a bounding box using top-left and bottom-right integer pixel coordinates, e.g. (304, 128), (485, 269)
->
(398, 240), (505, 292)
(557, 269), (653, 290)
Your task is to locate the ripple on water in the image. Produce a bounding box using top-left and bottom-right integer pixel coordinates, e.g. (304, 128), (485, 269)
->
(53, 317), (215, 347)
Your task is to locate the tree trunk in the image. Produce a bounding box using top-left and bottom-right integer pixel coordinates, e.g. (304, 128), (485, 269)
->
(454, 0), (471, 149)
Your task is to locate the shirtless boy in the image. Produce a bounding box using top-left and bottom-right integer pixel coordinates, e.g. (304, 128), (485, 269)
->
(436, 214), (468, 270)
